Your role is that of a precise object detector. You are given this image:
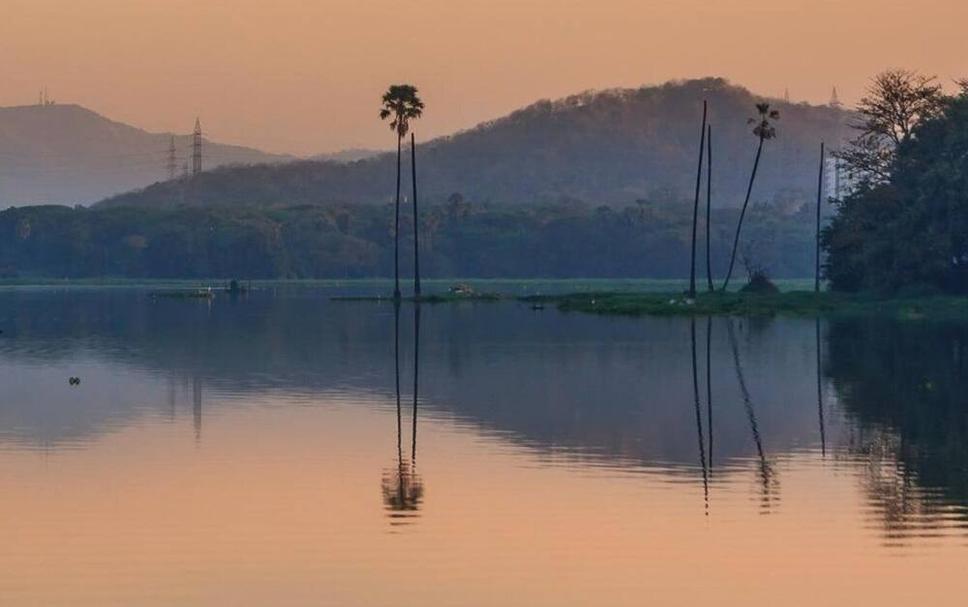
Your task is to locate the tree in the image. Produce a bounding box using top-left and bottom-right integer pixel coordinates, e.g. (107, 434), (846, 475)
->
(823, 88), (968, 293)
(815, 142), (825, 292)
(411, 132), (423, 297)
(688, 101), (708, 298)
(705, 125), (714, 291)
(722, 103), (780, 291)
(379, 84), (424, 299)
(838, 70), (944, 186)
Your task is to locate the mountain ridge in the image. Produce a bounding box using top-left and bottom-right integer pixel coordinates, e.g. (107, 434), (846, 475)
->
(0, 103), (293, 206)
(98, 77), (852, 210)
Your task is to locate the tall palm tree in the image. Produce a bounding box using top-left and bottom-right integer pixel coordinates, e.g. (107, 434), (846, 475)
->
(380, 85), (424, 300)
(815, 142), (825, 293)
(705, 125), (714, 292)
(688, 102), (708, 299)
(411, 133), (423, 297)
(721, 103), (780, 291)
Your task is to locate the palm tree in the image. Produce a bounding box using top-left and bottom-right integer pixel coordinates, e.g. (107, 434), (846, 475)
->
(380, 85), (424, 300)
(705, 125), (714, 292)
(688, 101), (708, 299)
(411, 133), (423, 297)
(721, 103), (780, 291)
(815, 142), (825, 293)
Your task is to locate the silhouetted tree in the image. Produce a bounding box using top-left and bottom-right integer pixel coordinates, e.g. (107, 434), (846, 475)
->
(689, 101), (708, 298)
(838, 70), (944, 186)
(380, 84), (424, 299)
(705, 125), (714, 291)
(722, 103), (779, 291)
(411, 132), (423, 297)
(815, 142), (825, 292)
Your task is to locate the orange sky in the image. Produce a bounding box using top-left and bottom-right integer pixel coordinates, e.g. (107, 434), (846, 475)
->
(1, 0), (966, 155)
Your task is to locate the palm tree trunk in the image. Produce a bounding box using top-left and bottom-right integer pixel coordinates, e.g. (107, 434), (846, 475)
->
(815, 142), (825, 293)
(411, 133), (421, 298)
(705, 125), (714, 292)
(721, 136), (764, 291)
(393, 135), (402, 300)
(689, 101), (708, 298)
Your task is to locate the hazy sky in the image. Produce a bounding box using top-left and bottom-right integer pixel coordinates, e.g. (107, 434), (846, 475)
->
(2, 0), (966, 155)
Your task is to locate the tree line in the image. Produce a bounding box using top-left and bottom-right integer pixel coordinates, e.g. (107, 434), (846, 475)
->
(0, 198), (818, 280)
(823, 71), (968, 294)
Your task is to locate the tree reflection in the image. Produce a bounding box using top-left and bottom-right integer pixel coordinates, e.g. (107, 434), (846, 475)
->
(690, 318), (709, 514)
(827, 319), (968, 534)
(815, 317), (826, 457)
(381, 302), (424, 524)
(727, 319), (777, 511)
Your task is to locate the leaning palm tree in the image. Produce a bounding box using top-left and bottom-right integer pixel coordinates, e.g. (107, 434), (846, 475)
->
(380, 85), (424, 300)
(721, 103), (780, 291)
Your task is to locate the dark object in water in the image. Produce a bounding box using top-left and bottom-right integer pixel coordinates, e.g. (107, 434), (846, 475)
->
(68, 377), (80, 386)
(226, 279), (252, 294)
(740, 271), (780, 294)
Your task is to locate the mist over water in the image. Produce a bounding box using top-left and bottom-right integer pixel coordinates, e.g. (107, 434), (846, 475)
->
(0, 286), (966, 605)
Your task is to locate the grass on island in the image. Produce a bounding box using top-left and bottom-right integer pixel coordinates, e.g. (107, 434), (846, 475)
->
(520, 290), (968, 319)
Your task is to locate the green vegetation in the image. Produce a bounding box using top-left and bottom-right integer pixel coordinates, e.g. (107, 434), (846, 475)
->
(522, 291), (968, 319)
(823, 72), (968, 294)
(0, 198), (819, 279)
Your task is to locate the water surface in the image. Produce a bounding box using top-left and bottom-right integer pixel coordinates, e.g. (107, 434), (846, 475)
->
(0, 286), (966, 605)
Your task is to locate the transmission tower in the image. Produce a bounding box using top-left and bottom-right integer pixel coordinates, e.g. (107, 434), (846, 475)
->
(192, 118), (203, 175)
(166, 136), (178, 180)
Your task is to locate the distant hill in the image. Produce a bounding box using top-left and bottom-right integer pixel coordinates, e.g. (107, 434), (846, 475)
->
(99, 78), (852, 210)
(312, 148), (384, 163)
(0, 104), (292, 206)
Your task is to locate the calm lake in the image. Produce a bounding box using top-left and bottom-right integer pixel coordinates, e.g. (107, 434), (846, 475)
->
(0, 285), (966, 605)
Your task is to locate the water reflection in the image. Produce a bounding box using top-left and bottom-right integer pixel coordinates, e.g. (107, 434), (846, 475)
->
(0, 289), (965, 533)
(690, 317), (709, 514)
(826, 319), (968, 540)
(727, 319), (777, 511)
(381, 302), (424, 525)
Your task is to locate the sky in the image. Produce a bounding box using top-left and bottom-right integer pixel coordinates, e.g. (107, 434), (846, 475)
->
(1, 0), (966, 155)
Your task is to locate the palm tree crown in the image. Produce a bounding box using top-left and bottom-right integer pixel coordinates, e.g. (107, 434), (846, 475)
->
(379, 85), (424, 138)
(749, 103), (780, 140)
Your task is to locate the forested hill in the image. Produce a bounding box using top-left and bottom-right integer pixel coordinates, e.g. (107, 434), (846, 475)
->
(0, 104), (292, 207)
(99, 78), (851, 210)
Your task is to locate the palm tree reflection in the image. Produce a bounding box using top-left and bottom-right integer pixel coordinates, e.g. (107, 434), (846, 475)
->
(690, 318), (710, 515)
(381, 301), (424, 525)
(816, 317), (826, 457)
(192, 374), (202, 442)
(727, 319), (777, 510)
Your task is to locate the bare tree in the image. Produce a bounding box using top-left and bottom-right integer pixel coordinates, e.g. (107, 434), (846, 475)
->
(839, 70), (944, 186)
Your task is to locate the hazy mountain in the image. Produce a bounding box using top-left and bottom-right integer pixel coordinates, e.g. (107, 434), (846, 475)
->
(99, 78), (852, 210)
(0, 103), (292, 206)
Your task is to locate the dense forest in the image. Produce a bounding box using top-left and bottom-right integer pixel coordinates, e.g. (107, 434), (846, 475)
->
(0, 197), (818, 279)
(98, 78), (849, 210)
